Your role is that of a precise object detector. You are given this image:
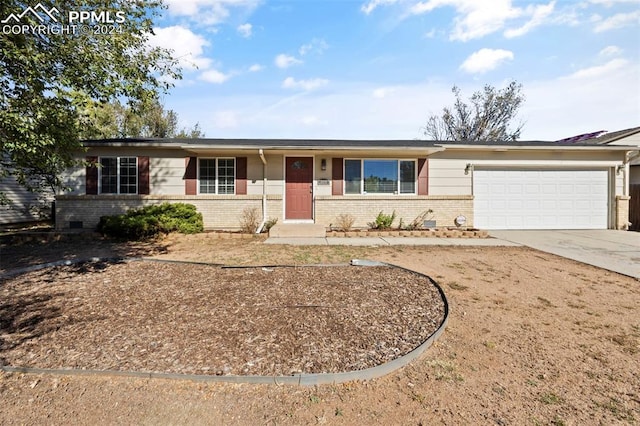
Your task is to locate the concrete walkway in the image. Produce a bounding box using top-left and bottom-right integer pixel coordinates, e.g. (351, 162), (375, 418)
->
(490, 230), (640, 279)
(265, 236), (520, 246)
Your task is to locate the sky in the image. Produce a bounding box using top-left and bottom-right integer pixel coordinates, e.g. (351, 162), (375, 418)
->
(149, 0), (640, 141)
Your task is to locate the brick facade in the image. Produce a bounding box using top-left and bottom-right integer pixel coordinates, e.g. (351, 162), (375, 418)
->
(314, 195), (474, 229)
(56, 195), (272, 230)
(56, 194), (473, 231)
(615, 195), (630, 230)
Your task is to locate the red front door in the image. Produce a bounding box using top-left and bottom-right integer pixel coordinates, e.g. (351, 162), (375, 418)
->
(285, 157), (313, 220)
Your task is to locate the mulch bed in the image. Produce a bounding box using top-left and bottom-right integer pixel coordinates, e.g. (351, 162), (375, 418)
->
(0, 260), (446, 376)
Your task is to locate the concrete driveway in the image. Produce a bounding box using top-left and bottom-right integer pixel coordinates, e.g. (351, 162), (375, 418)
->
(489, 230), (640, 279)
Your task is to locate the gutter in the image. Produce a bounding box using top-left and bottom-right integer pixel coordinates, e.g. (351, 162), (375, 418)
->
(256, 149), (268, 234)
(436, 144), (637, 151)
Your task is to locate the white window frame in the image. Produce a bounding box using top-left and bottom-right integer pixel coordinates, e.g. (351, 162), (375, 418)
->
(197, 157), (236, 195)
(98, 156), (138, 195)
(343, 158), (417, 195)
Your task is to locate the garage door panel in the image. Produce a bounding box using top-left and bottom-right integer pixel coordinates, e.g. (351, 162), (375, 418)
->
(558, 184), (573, 194)
(524, 184), (540, 194)
(474, 170), (608, 230)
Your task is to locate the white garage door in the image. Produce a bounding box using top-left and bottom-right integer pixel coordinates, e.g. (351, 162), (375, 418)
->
(473, 170), (608, 230)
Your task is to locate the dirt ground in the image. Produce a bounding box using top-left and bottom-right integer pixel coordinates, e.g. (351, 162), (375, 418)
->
(1, 233), (639, 425)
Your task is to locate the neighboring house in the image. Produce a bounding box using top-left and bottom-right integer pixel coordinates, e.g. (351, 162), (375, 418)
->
(55, 137), (638, 231)
(0, 173), (53, 226)
(575, 126), (640, 231)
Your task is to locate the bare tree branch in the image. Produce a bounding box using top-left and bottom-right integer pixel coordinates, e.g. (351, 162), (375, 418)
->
(422, 81), (525, 142)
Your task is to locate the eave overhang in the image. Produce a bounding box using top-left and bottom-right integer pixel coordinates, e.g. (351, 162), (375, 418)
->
(437, 144), (638, 152)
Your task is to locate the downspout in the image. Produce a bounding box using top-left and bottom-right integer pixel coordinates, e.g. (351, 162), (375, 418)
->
(256, 149), (268, 233)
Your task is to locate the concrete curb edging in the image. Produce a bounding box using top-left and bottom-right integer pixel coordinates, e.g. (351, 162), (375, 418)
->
(0, 257), (449, 386)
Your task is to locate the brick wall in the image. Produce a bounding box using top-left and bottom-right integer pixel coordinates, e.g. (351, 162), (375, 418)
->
(314, 195), (474, 229)
(56, 194), (472, 231)
(615, 195), (631, 230)
(56, 195), (269, 230)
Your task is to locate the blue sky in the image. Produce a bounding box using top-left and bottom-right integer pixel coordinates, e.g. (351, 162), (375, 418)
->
(149, 0), (640, 140)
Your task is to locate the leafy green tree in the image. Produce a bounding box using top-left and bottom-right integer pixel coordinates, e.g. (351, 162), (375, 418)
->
(423, 81), (525, 142)
(82, 98), (178, 139)
(0, 0), (181, 199)
(175, 122), (205, 139)
(81, 98), (203, 139)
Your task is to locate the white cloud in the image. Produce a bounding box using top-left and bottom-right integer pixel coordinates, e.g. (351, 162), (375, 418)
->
(372, 87), (396, 98)
(589, 0), (639, 6)
(460, 48), (514, 73)
(599, 45), (622, 57)
(409, 0), (523, 41)
(358, 0), (553, 41)
(361, 0), (400, 15)
(423, 28), (437, 38)
(594, 10), (640, 32)
(248, 64), (263, 72)
(237, 23), (252, 38)
(200, 69), (231, 83)
(148, 26), (211, 70)
(275, 54), (303, 69)
(282, 77), (329, 91)
(564, 58), (629, 79)
(164, 0), (260, 25)
(299, 38), (329, 56)
(504, 1), (555, 38)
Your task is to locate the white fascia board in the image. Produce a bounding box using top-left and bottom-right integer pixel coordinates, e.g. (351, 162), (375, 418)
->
(182, 145), (446, 154)
(437, 144), (636, 151)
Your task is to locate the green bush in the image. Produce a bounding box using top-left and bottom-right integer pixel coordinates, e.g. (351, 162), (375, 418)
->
(98, 203), (203, 240)
(369, 210), (396, 230)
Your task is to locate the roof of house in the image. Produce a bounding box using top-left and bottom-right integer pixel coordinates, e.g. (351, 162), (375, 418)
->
(555, 126), (640, 145)
(83, 137), (636, 151)
(84, 138), (439, 148)
(591, 126), (640, 144)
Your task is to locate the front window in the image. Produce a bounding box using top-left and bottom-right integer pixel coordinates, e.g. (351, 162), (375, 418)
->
(100, 157), (137, 194)
(344, 159), (416, 195)
(345, 159), (362, 194)
(199, 158), (235, 194)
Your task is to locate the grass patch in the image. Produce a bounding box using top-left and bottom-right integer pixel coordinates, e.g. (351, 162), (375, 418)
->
(595, 397), (636, 422)
(425, 359), (464, 382)
(539, 392), (563, 405)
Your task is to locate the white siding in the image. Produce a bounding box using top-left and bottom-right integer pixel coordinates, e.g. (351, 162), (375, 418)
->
(150, 157), (186, 195)
(428, 159), (472, 195)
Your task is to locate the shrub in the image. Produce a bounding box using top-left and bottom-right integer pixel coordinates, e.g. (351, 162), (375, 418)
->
(239, 207), (261, 234)
(369, 210), (396, 230)
(335, 214), (355, 232)
(97, 203), (203, 240)
(403, 209), (434, 230)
